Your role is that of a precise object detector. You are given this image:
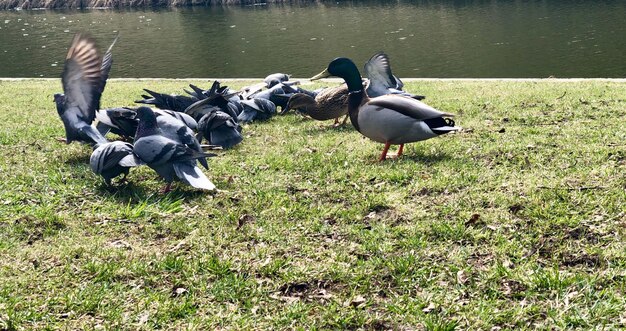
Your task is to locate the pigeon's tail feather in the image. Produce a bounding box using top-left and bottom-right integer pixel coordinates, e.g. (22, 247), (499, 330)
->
(237, 109), (257, 123)
(198, 156), (209, 170)
(173, 163), (216, 191)
(118, 153), (144, 167)
(211, 128), (244, 149)
(141, 89), (195, 112)
(81, 125), (109, 146)
(96, 122), (111, 136)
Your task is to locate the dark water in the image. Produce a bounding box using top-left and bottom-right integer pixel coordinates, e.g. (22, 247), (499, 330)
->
(0, 1), (625, 78)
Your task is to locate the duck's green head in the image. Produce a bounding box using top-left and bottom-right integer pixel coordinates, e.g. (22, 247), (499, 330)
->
(311, 57), (363, 92)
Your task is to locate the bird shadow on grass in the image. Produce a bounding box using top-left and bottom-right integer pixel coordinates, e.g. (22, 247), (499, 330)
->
(63, 153), (90, 166)
(380, 149), (453, 166)
(96, 180), (213, 205)
(302, 123), (355, 136)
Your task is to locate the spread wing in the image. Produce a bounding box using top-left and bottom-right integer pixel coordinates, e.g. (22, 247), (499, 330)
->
(98, 33), (119, 96)
(61, 33), (103, 124)
(367, 95), (454, 121)
(363, 52), (398, 91)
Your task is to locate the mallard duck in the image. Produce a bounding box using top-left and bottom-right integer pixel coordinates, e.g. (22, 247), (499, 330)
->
(282, 84), (350, 126)
(311, 57), (460, 161)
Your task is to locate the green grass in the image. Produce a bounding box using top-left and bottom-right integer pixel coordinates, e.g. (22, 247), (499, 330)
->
(0, 78), (625, 330)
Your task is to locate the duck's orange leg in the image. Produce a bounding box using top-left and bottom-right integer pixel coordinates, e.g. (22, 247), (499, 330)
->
(397, 144), (404, 157)
(379, 142), (392, 161)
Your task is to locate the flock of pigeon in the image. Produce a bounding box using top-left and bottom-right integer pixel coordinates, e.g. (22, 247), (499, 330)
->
(54, 33), (460, 193)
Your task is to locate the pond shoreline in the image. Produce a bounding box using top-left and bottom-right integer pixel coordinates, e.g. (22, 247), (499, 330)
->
(0, 0), (309, 10)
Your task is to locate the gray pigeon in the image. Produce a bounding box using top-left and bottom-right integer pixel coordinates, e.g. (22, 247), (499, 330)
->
(197, 110), (243, 149)
(238, 98), (277, 123)
(154, 108), (198, 131)
(54, 33), (116, 146)
(264, 73), (290, 88)
(364, 52), (425, 100)
(133, 107), (216, 193)
(90, 141), (143, 185)
(149, 107), (208, 170)
(95, 107), (198, 141)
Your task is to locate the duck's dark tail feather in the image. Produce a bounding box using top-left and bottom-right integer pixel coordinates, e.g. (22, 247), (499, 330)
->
(426, 117), (461, 135)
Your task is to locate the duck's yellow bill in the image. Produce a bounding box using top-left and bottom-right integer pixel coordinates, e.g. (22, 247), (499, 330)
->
(310, 68), (331, 81)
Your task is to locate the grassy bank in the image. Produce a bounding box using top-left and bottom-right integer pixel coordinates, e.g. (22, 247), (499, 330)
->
(0, 79), (625, 330)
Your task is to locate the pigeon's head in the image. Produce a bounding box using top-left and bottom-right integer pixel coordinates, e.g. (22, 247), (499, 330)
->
(135, 106), (156, 121)
(53, 93), (65, 114)
(134, 106), (159, 129)
(117, 107), (138, 119)
(265, 78), (281, 89)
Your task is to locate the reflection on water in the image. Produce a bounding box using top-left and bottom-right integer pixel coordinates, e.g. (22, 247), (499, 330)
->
(0, 1), (625, 78)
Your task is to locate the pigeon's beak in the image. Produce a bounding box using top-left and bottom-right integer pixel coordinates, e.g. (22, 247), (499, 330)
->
(310, 68), (331, 81)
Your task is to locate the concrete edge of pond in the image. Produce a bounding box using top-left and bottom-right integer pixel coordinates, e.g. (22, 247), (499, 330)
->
(1, 78), (625, 82)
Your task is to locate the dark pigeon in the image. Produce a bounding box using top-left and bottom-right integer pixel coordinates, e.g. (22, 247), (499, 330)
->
(184, 90), (240, 123)
(136, 89), (197, 113)
(197, 110), (243, 149)
(249, 83), (298, 110)
(237, 99), (277, 123)
(54, 33), (114, 146)
(95, 107), (138, 139)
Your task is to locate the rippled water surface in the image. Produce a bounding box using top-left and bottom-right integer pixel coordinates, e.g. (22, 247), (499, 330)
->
(0, 1), (625, 78)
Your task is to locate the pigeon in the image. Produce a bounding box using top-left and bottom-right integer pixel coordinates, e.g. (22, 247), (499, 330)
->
(149, 107), (209, 170)
(95, 107), (138, 139)
(154, 108), (198, 131)
(237, 98), (277, 123)
(54, 33), (117, 146)
(184, 90), (240, 123)
(136, 89), (197, 113)
(133, 107), (216, 193)
(264, 73), (290, 88)
(90, 141), (143, 185)
(197, 110), (243, 149)
(364, 52), (425, 100)
(95, 107), (199, 140)
(247, 83), (297, 110)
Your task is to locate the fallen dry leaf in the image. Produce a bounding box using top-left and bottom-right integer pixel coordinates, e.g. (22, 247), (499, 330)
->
(422, 302), (436, 313)
(109, 239), (132, 250)
(457, 270), (469, 285)
(171, 285), (188, 297)
(238, 214), (256, 229)
(508, 204), (524, 214)
(137, 311), (149, 325)
(269, 292), (300, 304)
(345, 295), (366, 308)
(465, 213), (481, 226)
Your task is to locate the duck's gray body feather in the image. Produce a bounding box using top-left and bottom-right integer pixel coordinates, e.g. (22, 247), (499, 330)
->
(355, 95), (460, 144)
